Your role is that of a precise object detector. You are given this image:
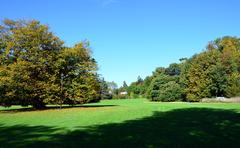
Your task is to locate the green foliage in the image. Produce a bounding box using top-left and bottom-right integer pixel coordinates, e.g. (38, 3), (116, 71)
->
(165, 63), (181, 76)
(0, 19), (63, 108)
(184, 50), (222, 101)
(128, 82), (143, 95)
(226, 72), (240, 97)
(99, 78), (113, 100)
(126, 76), (150, 99)
(1, 19), (240, 104)
(158, 81), (183, 101)
(122, 81), (128, 89)
(0, 19), (101, 108)
(107, 81), (118, 93)
(147, 73), (182, 101)
(142, 36), (240, 102)
(183, 36), (240, 101)
(54, 43), (101, 105)
(137, 75), (144, 84)
(153, 67), (166, 76)
(105, 81), (119, 99)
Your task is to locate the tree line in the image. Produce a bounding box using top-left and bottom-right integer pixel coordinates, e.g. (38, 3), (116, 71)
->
(125, 36), (240, 102)
(1, 19), (240, 108)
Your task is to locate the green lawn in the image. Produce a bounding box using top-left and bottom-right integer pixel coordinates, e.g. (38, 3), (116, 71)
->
(0, 99), (240, 147)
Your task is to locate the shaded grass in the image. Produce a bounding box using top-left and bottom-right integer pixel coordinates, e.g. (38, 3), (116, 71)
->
(0, 104), (117, 113)
(0, 99), (240, 147)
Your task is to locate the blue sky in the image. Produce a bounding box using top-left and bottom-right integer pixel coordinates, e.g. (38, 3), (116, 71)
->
(1, 0), (240, 86)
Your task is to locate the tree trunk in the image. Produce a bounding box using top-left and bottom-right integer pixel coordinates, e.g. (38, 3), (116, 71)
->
(60, 73), (64, 109)
(32, 100), (46, 109)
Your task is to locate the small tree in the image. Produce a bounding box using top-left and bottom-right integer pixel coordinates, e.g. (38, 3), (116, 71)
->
(158, 81), (183, 102)
(147, 73), (182, 101)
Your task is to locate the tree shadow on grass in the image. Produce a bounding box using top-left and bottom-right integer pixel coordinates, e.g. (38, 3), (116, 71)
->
(0, 105), (118, 113)
(0, 125), (60, 147)
(0, 108), (240, 148)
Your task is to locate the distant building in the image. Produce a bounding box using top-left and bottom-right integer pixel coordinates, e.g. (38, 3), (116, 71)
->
(120, 91), (128, 95)
(108, 90), (113, 94)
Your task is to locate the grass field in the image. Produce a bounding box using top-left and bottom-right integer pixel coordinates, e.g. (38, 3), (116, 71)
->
(0, 99), (240, 147)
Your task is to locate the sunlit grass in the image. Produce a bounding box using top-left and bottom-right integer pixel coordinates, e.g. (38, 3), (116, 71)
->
(1, 99), (240, 128)
(0, 99), (240, 147)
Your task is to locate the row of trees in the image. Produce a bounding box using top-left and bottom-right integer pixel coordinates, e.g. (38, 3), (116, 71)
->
(126, 36), (240, 102)
(0, 19), (101, 108)
(1, 19), (239, 106)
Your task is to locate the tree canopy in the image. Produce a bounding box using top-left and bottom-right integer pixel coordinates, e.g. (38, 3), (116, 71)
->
(0, 19), (101, 108)
(126, 36), (240, 102)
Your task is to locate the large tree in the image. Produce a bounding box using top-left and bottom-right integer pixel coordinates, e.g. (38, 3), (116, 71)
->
(53, 42), (101, 106)
(0, 19), (100, 109)
(183, 36), (240, 101)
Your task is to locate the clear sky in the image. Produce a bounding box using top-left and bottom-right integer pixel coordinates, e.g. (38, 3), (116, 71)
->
(1, 0), (240, 86)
